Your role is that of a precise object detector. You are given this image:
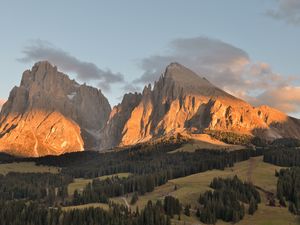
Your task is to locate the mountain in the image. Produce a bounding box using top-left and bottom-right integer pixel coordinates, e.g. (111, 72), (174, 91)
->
(0, 61), (111, 157)
(100, 62), (300, 149)
(1, 61), (300, 156)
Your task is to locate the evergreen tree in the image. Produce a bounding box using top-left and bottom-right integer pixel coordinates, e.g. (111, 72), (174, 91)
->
(248, 197), (257, 215)
(130, 192), (139, 205)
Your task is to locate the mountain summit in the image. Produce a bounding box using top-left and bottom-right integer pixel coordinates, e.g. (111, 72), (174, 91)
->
(163, 62), (218, 93)
(0, 61), (111, 156)
(0, 62), (300, 156)
(100, 62), (300, 149)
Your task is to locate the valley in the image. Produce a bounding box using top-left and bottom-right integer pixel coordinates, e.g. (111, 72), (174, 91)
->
(0, 144), (299, 225)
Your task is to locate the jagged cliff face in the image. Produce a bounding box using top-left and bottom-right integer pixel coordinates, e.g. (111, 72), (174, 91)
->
(102, 63), (300, 149)
(1, 61), (300, 156)
(0, 61), (111, 157)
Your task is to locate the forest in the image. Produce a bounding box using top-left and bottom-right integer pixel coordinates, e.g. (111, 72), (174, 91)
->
(197, 176), (260, 224)
(0, 140), (295, 225)
(0, 199), (173, 225)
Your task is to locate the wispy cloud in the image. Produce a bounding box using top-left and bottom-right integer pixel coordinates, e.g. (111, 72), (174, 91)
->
(266, 0), (300, 25)
(255, 86), (300, 113)
(135, 36), (300, 115)
(18, 40), (125, 91)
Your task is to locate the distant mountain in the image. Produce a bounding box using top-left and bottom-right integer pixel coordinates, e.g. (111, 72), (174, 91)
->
(0, 61), (111, 157)
(1, 61), (300, 157)
(100, 62), (300, 149)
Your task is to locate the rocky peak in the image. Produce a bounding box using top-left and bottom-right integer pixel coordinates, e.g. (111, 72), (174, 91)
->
(0, 61), (111, 156)
(100, 62), (300, 150)
(163, 62), (212, 87)
(153, 62), (233, 100)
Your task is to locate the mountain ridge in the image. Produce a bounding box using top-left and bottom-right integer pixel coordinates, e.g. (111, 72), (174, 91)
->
(0, 61), (300, 156)
(101, 62), (300, 149)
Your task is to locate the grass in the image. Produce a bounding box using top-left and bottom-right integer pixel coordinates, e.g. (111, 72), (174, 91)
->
(67, 172), (131, 195)
(0, 162), (60, 175)
(62, 203), (109, 211)
(169, 142), (242, 153)
(111, 156), (299, 225)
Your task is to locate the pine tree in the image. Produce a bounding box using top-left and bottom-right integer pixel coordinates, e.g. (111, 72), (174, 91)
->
(248, 197), (257, 215)
(130, 192), (139, 205)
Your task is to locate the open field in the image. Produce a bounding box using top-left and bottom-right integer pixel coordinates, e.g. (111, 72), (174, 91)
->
(67, 172), (131, 195)
(62, 203), (109, 211)
(0, 162), (60, 175)
(112, 156), (299, 225)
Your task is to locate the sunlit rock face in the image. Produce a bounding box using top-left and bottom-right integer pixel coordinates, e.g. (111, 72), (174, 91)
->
(102, 62), (300, 149)
(0, 61), (111, 157)
(99, 92), (142, 149)
(1, 61), (300, 156)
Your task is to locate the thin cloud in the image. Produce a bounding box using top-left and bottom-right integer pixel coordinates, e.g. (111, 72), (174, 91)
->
(266, 0), (300, 25)
(255, 86), (300, 113)
(18, 40), (125, 91)
(136, 36), (300, 115)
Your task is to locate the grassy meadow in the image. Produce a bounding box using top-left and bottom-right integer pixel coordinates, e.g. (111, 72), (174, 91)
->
(0, 162), (60, 175)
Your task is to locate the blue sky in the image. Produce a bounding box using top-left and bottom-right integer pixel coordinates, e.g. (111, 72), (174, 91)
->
(0, 0), (300, 117)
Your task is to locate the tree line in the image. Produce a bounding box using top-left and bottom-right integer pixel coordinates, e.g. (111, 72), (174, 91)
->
(0, 197), (184, 225)
(263, 148), (300, 167)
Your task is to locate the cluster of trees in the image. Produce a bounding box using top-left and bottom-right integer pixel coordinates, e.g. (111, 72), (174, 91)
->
(276, 167), (300, 214)
(204, 130), (260, 145)
(0, 172), (71, 205)
(0, 199), (175, 225)
(197, 176), (261, 224)
(271, 138), (300, 148)
(163, 196), (181, 218)
(263, 148), (300, 167)
(71, 173), (168, 205)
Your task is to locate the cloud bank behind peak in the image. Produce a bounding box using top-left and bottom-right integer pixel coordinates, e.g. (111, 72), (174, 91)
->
(18, 40), (125, 91)
(134, 36), (300, 115)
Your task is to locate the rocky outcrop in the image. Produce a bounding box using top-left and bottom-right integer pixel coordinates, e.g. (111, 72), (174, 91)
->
(101, 62), (300, 149)
(99, 92), (142, 149)
(0, 61), (111, 157)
